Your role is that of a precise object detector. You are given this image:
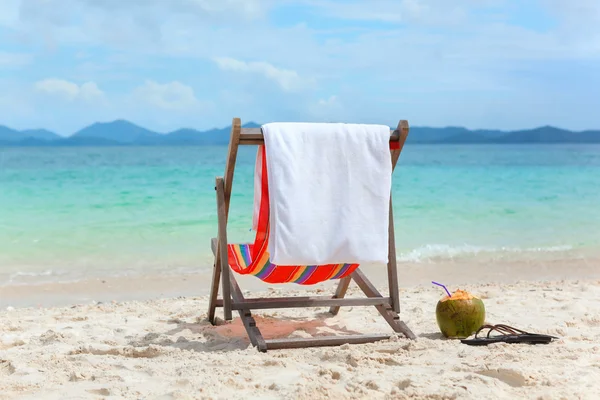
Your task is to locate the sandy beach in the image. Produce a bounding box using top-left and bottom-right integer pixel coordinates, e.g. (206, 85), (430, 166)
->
(1, 264), (599, 399)
(3, 0), (600, 398)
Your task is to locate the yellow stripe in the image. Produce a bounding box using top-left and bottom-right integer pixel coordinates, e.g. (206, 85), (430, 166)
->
(233, 246), (247, 269)
(289, 266), (309, 282)
(250, 250), (271, 276)
(327, 264), (345, 280)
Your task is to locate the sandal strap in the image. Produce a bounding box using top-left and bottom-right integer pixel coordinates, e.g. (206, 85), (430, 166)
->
(476, 323), (557, 339)
(473, 324), (497, 339)
(473, 324), (529, 338)
(491, 324), (529, 336)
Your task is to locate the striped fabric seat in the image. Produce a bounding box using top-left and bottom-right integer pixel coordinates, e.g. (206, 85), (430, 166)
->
(226, 145), (359, 284)
(228, 243), (358, 285)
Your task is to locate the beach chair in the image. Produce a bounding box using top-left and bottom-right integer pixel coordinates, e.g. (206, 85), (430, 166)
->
(208, 118), (416, 352)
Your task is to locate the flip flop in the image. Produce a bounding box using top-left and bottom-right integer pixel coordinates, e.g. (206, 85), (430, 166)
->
(461, 324), (559, 346)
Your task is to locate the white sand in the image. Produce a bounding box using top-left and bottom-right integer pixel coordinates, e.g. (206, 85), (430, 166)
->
(1, 278), (599, 399)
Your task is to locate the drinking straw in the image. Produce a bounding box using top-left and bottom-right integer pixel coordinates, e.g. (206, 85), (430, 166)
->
(432, 281), (452, 297)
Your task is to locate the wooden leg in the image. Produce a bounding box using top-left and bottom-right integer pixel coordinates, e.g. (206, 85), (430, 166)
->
(216, 177), (232, 321)
(388, 140), (402, 314)
(387, 199), (401, 314)
(352, 269), (415, 340)
(265, 334), (391, 350)
(207, 255), (221, 325)
(228, 273), (267, 352)
(329, 276), (352, 315)
(210, 236), (267, 350)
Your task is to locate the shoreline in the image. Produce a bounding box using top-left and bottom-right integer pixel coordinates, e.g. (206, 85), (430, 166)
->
(2, 255), (599, 309)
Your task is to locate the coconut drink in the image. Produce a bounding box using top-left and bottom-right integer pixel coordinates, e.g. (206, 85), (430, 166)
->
(435, 289), (485, 339)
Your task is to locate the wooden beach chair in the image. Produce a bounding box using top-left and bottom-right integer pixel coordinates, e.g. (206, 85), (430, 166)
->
(208, 118), (416, 352)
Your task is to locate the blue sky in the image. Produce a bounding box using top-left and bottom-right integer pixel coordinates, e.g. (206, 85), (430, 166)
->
(1, 0), (599, 135)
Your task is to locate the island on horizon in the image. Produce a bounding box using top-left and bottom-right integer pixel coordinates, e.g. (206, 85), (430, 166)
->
(1, 119), (599, 146)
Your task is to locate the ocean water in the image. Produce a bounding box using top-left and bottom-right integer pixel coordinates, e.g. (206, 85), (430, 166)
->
(1, 144), (599, 286)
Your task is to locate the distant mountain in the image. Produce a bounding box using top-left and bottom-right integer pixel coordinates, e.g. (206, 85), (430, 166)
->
(19, 129), (61, 141)
(406, 127), (507, 143)
(0, 125), (61, 142)
(580, 130), (600, 142)
(140, 121), (261, 146)
(162, 127), (229, 146)
(407, 127), (473, 142)
(0, 120), (599, 146)
(408, 126), (600, 144)
(434, 133), (492, 144)
(72, 119), (159, 143)
(0, 125), (19, 141)
(489, 126), (600, 144)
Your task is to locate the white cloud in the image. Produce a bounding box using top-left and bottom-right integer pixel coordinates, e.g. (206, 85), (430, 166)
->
(3, 0), (600, 131)
(16, 0), (271, 23)
(543, 0), (600, 23)
(34, 78), (104, 101)
(5, 0), (599, 63)
(214, 57), (310, 92)
(79, 82), (104, 101)
(318, 95), (339, 107)
(11, 0), (597, 71)
(132, 80), (202, 111)
(13, 0), (272, 47)
(0, 52), (33, 67)
(541, 0), (600, 52)
(301, 0), (500, 25)
(79, 0), (269, 20)
(304, 0), (436, 23)
(0, 0), (20, 28)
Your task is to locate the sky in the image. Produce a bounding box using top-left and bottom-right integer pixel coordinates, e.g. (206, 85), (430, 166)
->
(0, 0), (599, 135)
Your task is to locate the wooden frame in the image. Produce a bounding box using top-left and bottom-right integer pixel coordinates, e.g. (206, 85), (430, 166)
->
(207, 118), (416, 352)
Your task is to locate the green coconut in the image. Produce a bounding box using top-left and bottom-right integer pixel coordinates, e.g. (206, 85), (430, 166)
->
(436, 289), (485, 339)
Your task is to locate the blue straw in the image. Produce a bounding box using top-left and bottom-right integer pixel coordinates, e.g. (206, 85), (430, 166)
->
(432, 281), (452, 297)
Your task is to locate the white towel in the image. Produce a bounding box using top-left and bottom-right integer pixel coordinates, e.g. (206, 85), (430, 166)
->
(261, 122), (392, 265)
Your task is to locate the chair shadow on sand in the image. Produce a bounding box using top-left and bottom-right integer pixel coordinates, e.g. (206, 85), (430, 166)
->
(418, 332), (447, 340)
(131, 313), (364, 353)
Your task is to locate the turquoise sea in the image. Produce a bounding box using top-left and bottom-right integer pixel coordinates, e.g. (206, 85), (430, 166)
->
(1, 145), (599, 286)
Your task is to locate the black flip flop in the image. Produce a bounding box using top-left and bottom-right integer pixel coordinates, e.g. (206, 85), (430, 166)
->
(461, 324), (559, 346)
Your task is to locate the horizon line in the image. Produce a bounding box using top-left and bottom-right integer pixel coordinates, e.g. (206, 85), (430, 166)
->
(2, 118), (600, 138)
